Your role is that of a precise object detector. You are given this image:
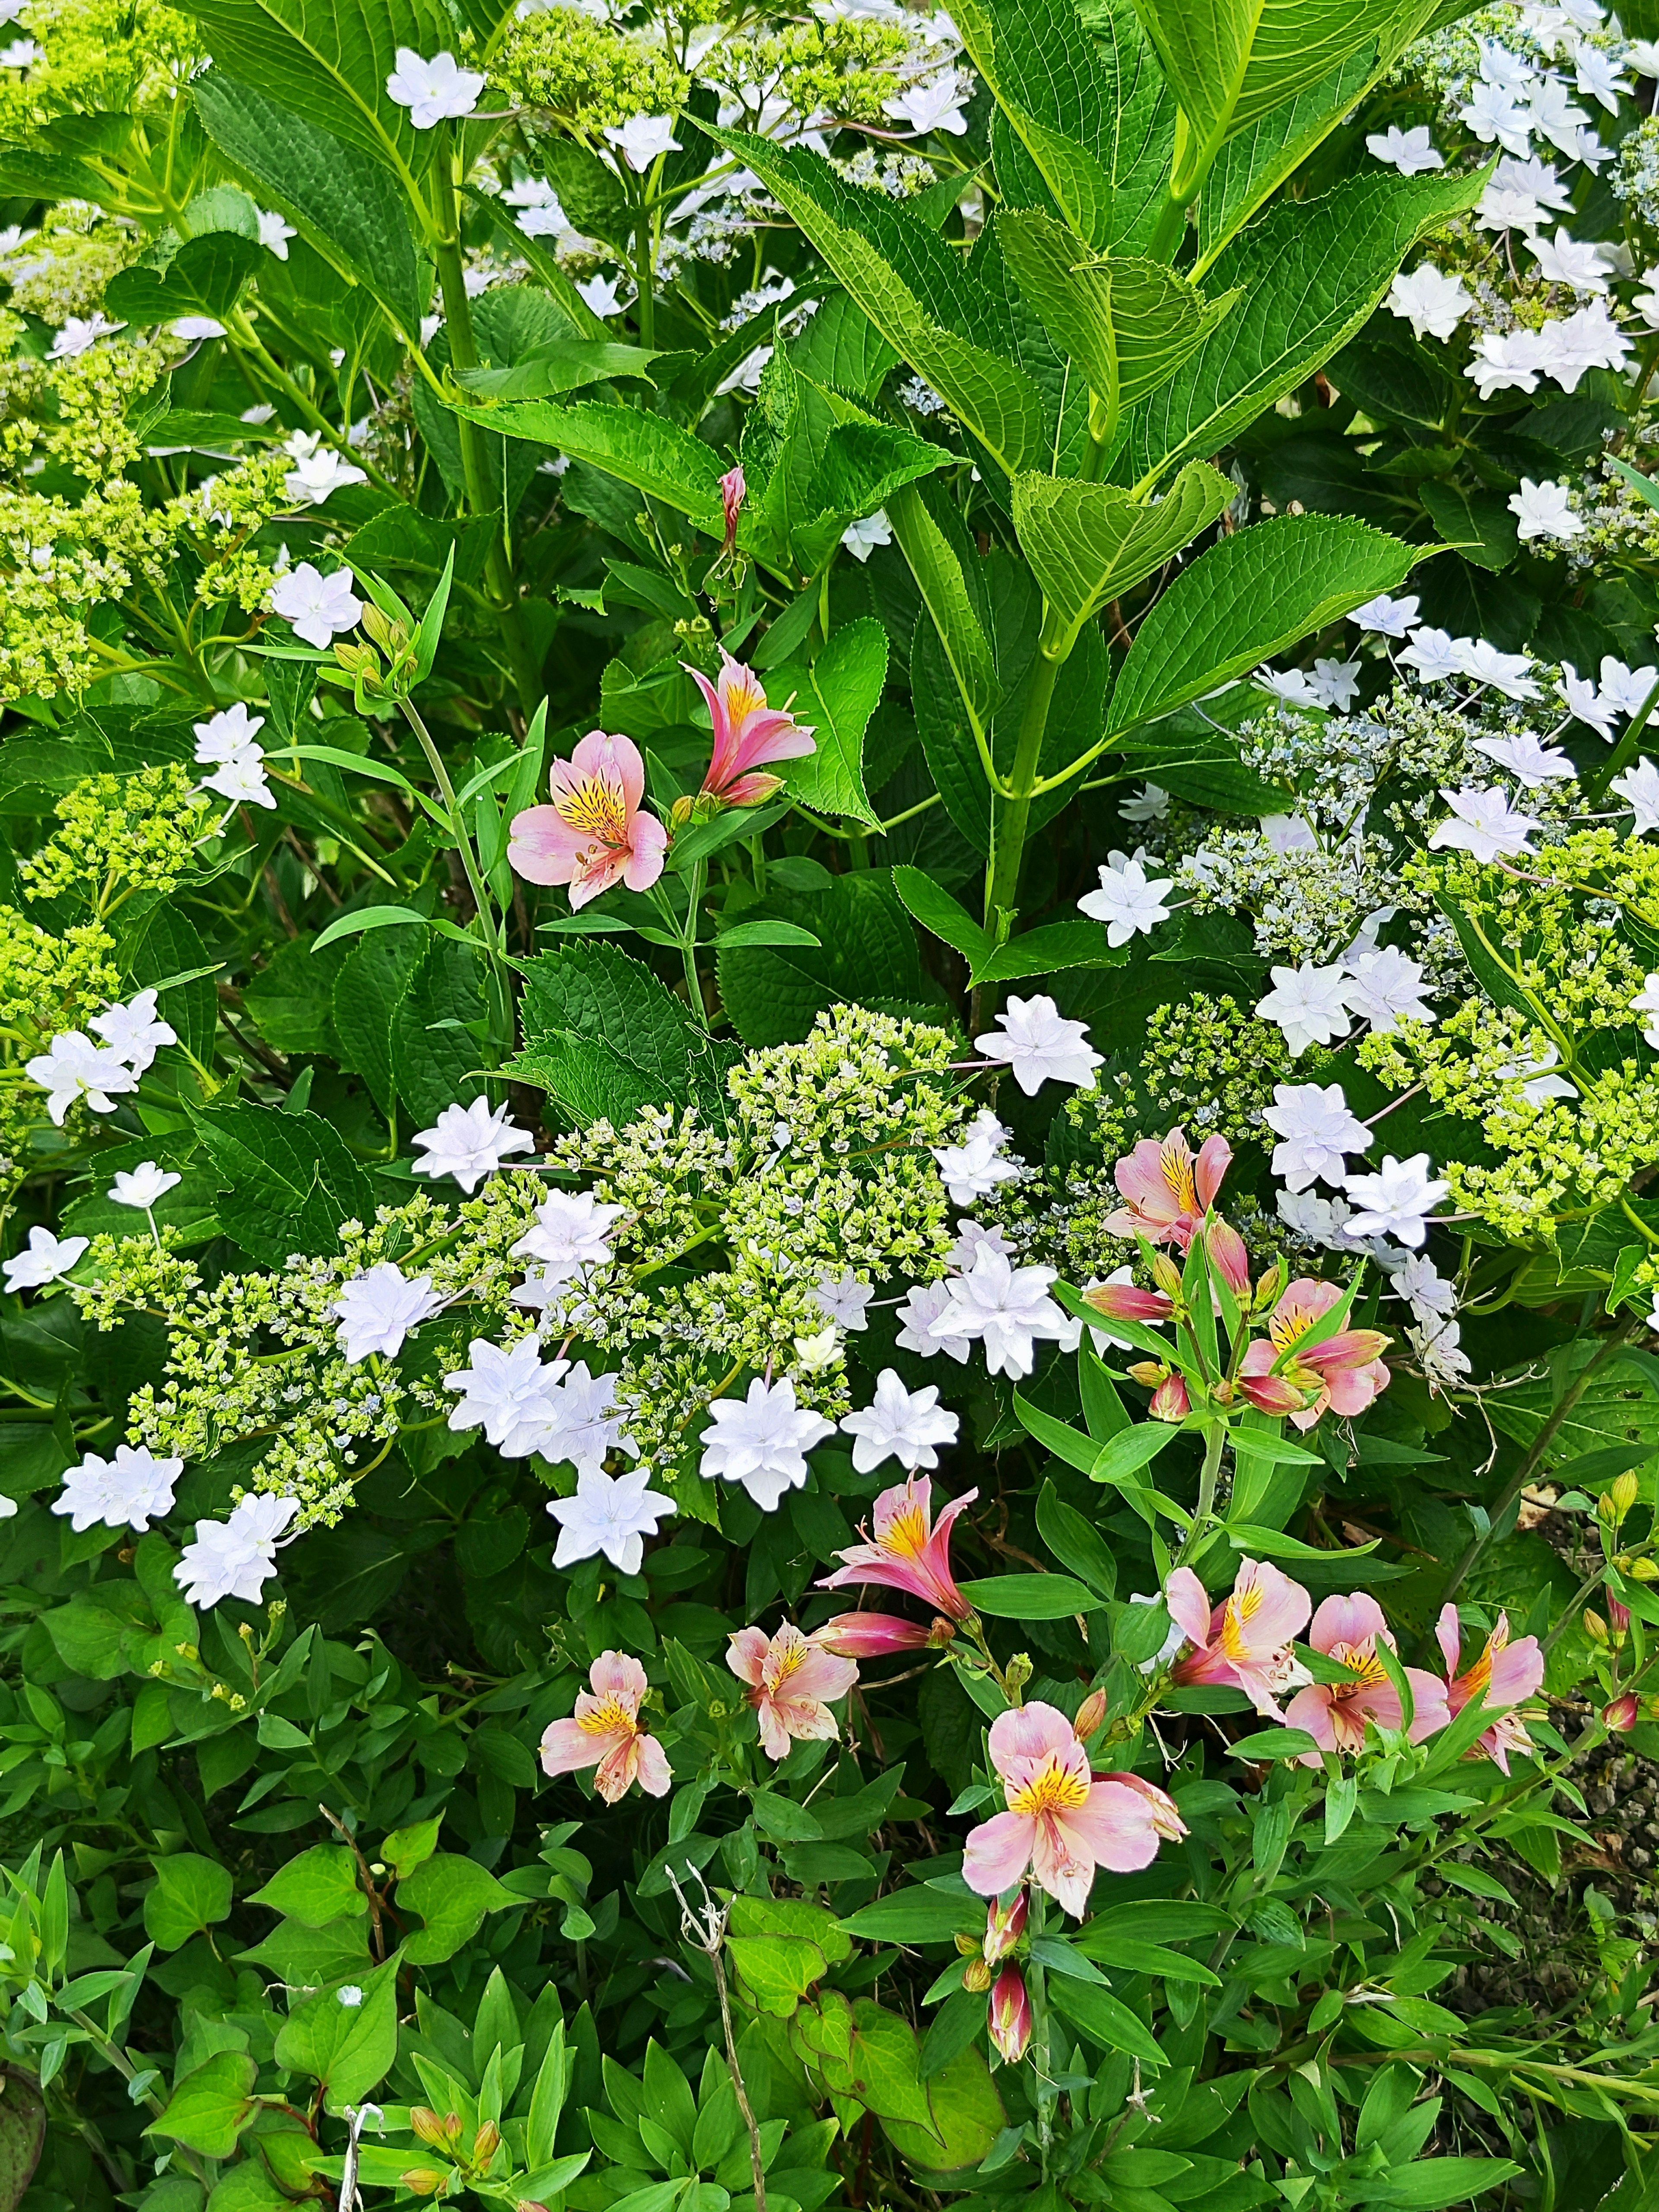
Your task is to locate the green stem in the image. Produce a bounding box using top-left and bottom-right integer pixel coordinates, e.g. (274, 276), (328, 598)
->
(983, 618), (1068, 931)
(680, 858), (706, 1014)
(1588, 667), (1659, 802)
(1177, 1423), (1227, 1566)
(397, 696), (501, 949)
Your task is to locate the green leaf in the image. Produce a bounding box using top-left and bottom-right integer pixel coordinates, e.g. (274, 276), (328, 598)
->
(147, 2052), (259, 2159)
(455, 340), (667, 402)
(1225, 1523), (1377, 1559)
(776, 617), (888, 825)
(144, 1854), (233, 1951)
(718, 868), (921, 1049)
(1092, 1423), (1180, 1485)
(449, 397), (727, 543)
(397, 1851), (516, 1966)
(1365, 2162), (1523, 2210)
(511, 939), (728, 1126)
(893, 864), (993, 967)
(1123, 164), (1484, 485)
(837, 1891), (981, 1944)
(191, 1104), (378, 1270)
(272, 1958), (399, 2112)
(1419, 480), (1517, 572)
(1193, 49), (1378, 270)
(728, 1897), (853, 2017)
(887, 483), (999, 741)
(714, 921), (823, 949)
(312, 904), (475, 952)
(248, 1846), (366, 1929)
(957, 1573), (1107, 1618)
(1046, 1975), (1167, 2065)
(1036, 1480), (1119, 1598)
(1012, 462), (1233, 651)
(1107, 514), (1415, 734)
(106, 230), (263, 325)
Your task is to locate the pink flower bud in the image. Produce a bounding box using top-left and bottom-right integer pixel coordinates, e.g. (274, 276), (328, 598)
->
(1604, 1694), (1640, 1732)
(988, 1964), (1032, 2063)
(719, 464), (746, 551)
(982, 1890), (1027, 1965)
(815, 1611), (933, 1658)
(1608, 1595), (1631, 1636)
(1084, 1280), (1173, 1322)
(1074, 1687), (1107, 1742)
(1206, 1217), (1250, 1297)
(1149, 1374), (1190, 1423)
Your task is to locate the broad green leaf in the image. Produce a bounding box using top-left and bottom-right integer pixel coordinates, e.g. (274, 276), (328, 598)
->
(837, 1891), (981, 1944)
(398, 1852), (516, 1966)
(728, 1896), (853, 2017)
(248, 1845), (366, 1928)
(957, 1573), (1107, 1618)
(718, 868), (921, 1049)
(887, 482), (999, 740)
(191, 73), (421, 333)
(1012, 462), (1232, 649)
(892, 865), (993, 968)
(1122, 164), (1484, 487)
(1419, 480), (1517, 572)
(775, 617), (887, 825)
(191, 1104), (379, 1269)
(452, 397), (728, 542)
(970, 918), (1125, 984)
(879, 2040), (1005, 2170)
(1047, 1975), (1167, 2065)
(144, 1854), (233, 1951)
(1036, 1480), (1119, 1598)
(1108, 514), (1416, 734)
(454, 340), (667, 402)
(272, 1958), (399, 2112)
(105, 230), (263, 326)
(147, 2052), (259, 2159)
(1192, 48), (1375, 270)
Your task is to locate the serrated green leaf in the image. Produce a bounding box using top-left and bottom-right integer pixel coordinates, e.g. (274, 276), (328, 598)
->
(1012, 462), (1232, 650)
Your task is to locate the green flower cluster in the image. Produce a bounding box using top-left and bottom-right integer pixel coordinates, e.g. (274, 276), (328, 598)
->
(20, 763), (209, 906)
(720, 21), (913, 124)
(491, 12), (690, 129)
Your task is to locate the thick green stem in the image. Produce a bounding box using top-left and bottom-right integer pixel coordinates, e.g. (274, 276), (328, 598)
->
(1588, 667), (1659, 802)
(983, 622), (1068, 931)
(398, 696), (501, 950)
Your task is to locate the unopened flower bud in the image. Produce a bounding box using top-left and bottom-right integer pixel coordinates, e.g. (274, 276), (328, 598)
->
(1584, 1608), (1608, 1645)
(410, 2111), (448, 2149)
(472, 2123), (500, 2166)
(988, 1965), (1032, 2063)
(1074, 1688), (1107, 1742)
(927, 1615), (958, 1647)
(1610, 1471), (1640, 1519)
(401, 2172), (446, 2198)
(1605, 1694), (1640, 1732)
(982, 1890), (1027, 1965)
(1253, 1260), (1286, 1311)
(1150, 1374), (1191, 1423)
(1150, 1254), (1183, 1299)
(1609, 1595), (1631, 1636)
(1127, 1359), (1167, 1387)
(963, 1956), (993, 1993)
(1629, 1557), (1659, 1582)
(955, 1931), (981, 1957)
(1003, 1652), (1033, 1694)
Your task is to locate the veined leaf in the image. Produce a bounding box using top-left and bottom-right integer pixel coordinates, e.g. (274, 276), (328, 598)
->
(1192, 48), (1375, 271)
(448, 397), (728, 542)
(1012, 462), (1232, 649)
(1107, 513), (1416, 733)
(775, 617), (888, 825)
(887, 483), (1000, 740)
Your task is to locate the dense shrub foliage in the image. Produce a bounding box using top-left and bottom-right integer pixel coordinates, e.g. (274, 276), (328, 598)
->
(10, 0), (1659, 2205)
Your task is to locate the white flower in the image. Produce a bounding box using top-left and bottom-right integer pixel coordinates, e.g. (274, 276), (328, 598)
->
(1629, 36), (1659, 73)
(445, 1335), (567, 1456)
(1262, 1082), (1372, 1193)
(1493, 153), (1571, 209)
(841, 509), (893, 561)
(814, 1271), (873, 1329)
(1509, 477), (1582, 541)
(257, 209), (296, 258)
(1596, 658), (1658, 716)
(699, 1377), (835, 1510)
(1526, 72), (1590, 153)
(0, 1), (28, 25)
(1496, 1040), (1576, 1104)
(1399, 626), (1466, 684)
(895, 1278), (972, 1361)
(1633, 972), (1659, 1048)
(1308, 656), (1363, 710)
(175, 1494), (300, 1608)
(1557, 660), (1618, 737)
(1477, 182), (1547, 233)
(283, 445), (368, 506)
(53, 1444), (182, 1532)
(1449, 637), (1539, 699)
(1461, 78), (1534, 153)
(0, 36), (38, 63)
(1468, 327), (1548, 398)
(385, 48), (485, 127)
(25, 1031), (139, 1123)
(1255, 962), (1351, 1057)
(929, 1245), (1067, 1380)
(975, 993), (1101, 1095)
(333, 1264), (444, 1362)
(1408, 1313), (1471, 1389)
(201, 753), (276, 809)
(1342, 1153), (1449, 1247)
(3, 1224), (89, 1290)
(1427, 787), (1540, 862)
(92, 989), (178, 1074)
(1613, 759), (1659, 834)
(1258, 667), (1321, 706)
(511, 1188), (625, 1280)
(577, 273), (625, 318)
(537, 1361), (637, 1477)
(840, 1367), (959, 1473)
(1348, 591), (1420, 637)
(884, 68), (968, 133)
(48, 311), (123, 359)
(194, 701), (264, 764)
(337, 1986), (365, 2008)
(1528, 225), (1615, 293)
(931, 1108), (1020, 1207)
(1387, 1249), (1457, 1322)
(171, 315), (226, 341)
(548, 1464), (675, 1573)
(1573, 39), (1628, 107)
(1078, 850), (1175, 944)
(1366, 123), (1442, 173)
(270, 563), (363, 648)
(946, 1219), (1014, 1271)
(1277, 1187), (1366, 1251)
(1470, 729), (1574, 786)
(412, 1097), (535, 1193)
(109, 1160), (181, 1208)
(1538, 301), (1630, 389)
(1341, 946), (1435, 1033)
(1119, 783), (1169, 822)
(1386, 266), (1472, 341)
(603, 112), (682, 171)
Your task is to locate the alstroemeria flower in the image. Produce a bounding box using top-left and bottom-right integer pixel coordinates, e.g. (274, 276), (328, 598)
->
(727, 1622), (858, 1761)
(1105, 1128), (1232, 1249)
(686, 653), (816, 806)
(509, 729), (669, 907)
(818, 1474), (977, 1620)
(1283, 1593), (1448, 1762)
(1436, 1604), (1545, 1773)
(1083, 1279), (1174, 1325)
(1239, 1278), (1390, 1430)
(1167, 1560), (1312, 1718)
(962, 1703), (1188, 1917)
(815, 1611), (943, 1658)
(988, 1965), (1032, 2062)
(982, 1889), (1027, 1964)
(539, 1650), (671, 1802)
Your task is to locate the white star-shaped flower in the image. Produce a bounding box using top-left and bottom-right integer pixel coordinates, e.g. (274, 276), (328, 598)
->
(109, 1160), (181, 1209)
(895, 1279), (972, 1362)
(840, 1367), (960, 1473)
(1261, 1082), (1373, 1193)
(1470, 730), (1575, 787)
(537, 1361), (638, 1477)
(931, 1109), (1020, 1207)
(1366, 124), (1443, 174)
(412, 1098), (535, 1193)
(547, 1465), (675, 1573)
(333, 1264), (444, 1362)
(25, 1031), (138, 1123)
(92, 989), (177, 1074)
(928, 1245), (1067, 1380)
(201, 754), (275, 809)
(54, 1444), (182, 1532)
(270, 563), (363, 648)
(1449, 638), (1539, 699)
(1342, 1153), (1450, 1247)
(602, 112), (682, 171)
(445, 1335), (568, 1456)
(1077, 850), (1175, 945)
(975, 993), (1102, 1095)
(1614, 759), (1659, 834)
(1255, 962), (1351, 1057)
(175, 1494), (299, 1608)
(1528, 225), (1615, 293)
(3, 1224), (89, 1291)
(257, 209), (296, 258)
(194, 701), (265, 765)
(1398, 626), (1466, 684)
(699, 1378), (835, 1510)
(841, 510), (892, 561)
(1386, 265), (1472, 342)
(385, 47), (485, 127)
(1557, 661), (1617, 737)
(1341, 946), (1436, 1033)
(1348, 592), (1420, 637)
(511, 1188), (625, 1280)
(813, 1271), (873, 1329)
(1510, 477), (1581, 543)
(1427, 787), (1540, 862)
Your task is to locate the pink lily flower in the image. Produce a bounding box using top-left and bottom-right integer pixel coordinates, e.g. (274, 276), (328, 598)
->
(509, 729), (669, 907)
(685, 653), (816, 807)
(718, 464), (746, 553)
(1166, 1560), (1312, 1718)
(727, 1621), (858, 1761)
(1282, 1593), (1448, 1763)
(988, 1964), (1032, 2063)
(818, 1474), (978, 1620)
(1239, 1279), (1391, 1431)
(815, 1611), (943, 1658)
(1104, 1128), (1232, 1250)
(1436, 1605), (1545, 1773)
(539, 1650), (672, 1802)
(962, 1703), (1188, 1918)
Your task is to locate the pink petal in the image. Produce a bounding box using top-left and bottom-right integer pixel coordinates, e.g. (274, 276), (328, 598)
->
(988, 1701), (1078, 1774)
(961, 1808), (1035, 1897)
(1231, 1559), (1312, 1651)
(1435, 1602), (1462, 1677)
(727, 1627), (770, 1688)
(622, 810), (669, 891)
(566, 728), (645, 810)
(791, 1646), (859, 1702)
(1404, 1669), (1451, 1741)
(1058, 1782), (1163, 1873)
(1283, 1684), (1338, 1758)
(508, 804), (586, 884)
(1487, 1633), (1544, 1705)
(1193, 1134), (1232, 1208)
(538, 1717), (601, 1778)
(633, 1731), (673, 1796)
(1164, 1567), (1213, 1651)
(591, 1650), (646, 1706)
(1309, 1593), (1387, 1653)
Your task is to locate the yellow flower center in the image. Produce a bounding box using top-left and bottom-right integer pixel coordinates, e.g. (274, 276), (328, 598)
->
(724, 671), (767, 725)
(883, 1501), (928, 1558)
(1008, 1755), (1089, 1818)
(579, 1696), (636, 1737)
(1160, 1138), (1196, 1211)
(557, 774), (628, 846)
(1327, 1639), (1387, 1698)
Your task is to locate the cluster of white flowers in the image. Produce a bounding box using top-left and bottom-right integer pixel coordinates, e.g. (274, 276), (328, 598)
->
(24, 988), (176, 1126)
(194, 701), (276, 812)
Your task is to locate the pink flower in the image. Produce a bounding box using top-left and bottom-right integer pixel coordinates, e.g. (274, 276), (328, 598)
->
(1167, 1560), (1312, 1718)
(719, 464), (746, 552)
(539, 1650), (672, 1802)
(818, 1474), (978, 1620)
(1239, 1279), (1391, 1430)
(1436, 1605), (1545, 1773)
(815, 1611), (943, 1657)
(962, 1703), (1187, 1918)
(988, 1964), (1031, 2062)
(727, 1621), (858, 1761)
(1105, 1128), (1232, 1249)
(1093, 1768), (1186, 1839)
(509, 730), (669, 907)
(982, 1890), (1027, 1965)
(1282, 1593), (1448, 1762)
(686, 653), (816, 807)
